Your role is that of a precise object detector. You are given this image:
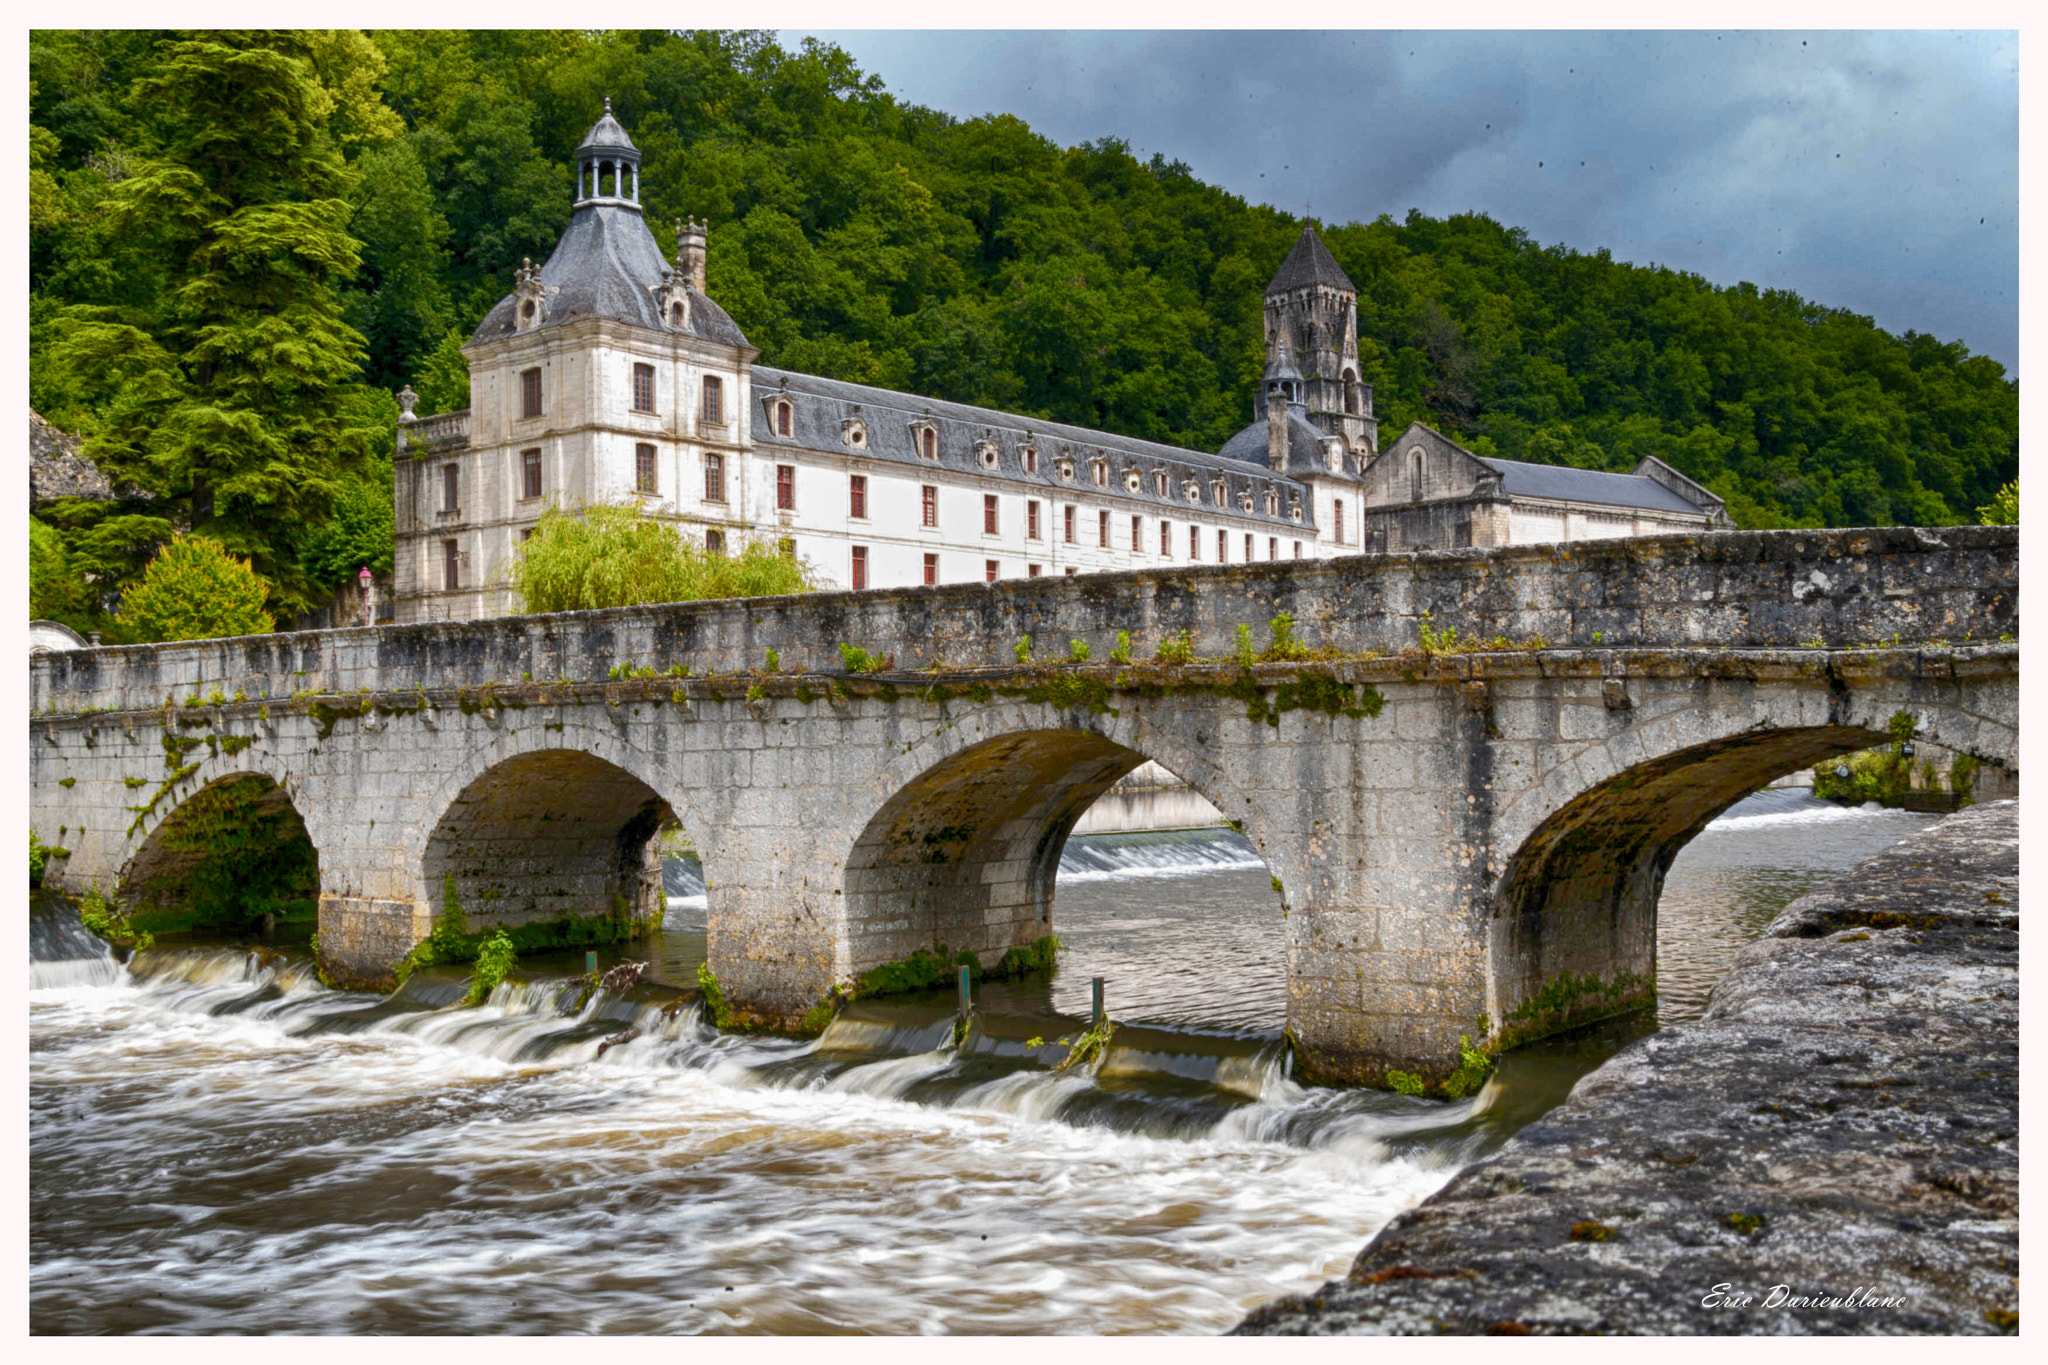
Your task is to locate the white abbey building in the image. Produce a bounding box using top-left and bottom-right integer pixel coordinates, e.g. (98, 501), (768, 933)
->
(393, 107), (1726, 622)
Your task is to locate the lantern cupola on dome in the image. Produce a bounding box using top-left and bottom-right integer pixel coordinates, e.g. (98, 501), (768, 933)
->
(573, 97), (642, 207)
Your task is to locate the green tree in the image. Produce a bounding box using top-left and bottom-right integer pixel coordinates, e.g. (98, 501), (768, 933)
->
(511, 502), (817, 613)
(115, 533), (275, 642)
(1978, 480), (2017, 525)
(50, 32), (376, 618)
(29, 518), (97, 628)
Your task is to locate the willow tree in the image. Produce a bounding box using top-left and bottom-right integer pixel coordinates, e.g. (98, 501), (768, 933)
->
(52, 32), (377, 617)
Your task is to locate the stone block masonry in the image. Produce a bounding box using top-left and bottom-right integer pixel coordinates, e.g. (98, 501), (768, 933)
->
(27, 528), (2019, 1084)
(1235, 800), (2019, 1335)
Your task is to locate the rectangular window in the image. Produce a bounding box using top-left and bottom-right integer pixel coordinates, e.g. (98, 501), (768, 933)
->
(1098, 509), (1109, 546)
(521, 448), (542, 500)
(776, 464), (796, 512)
(1293, 540), (1303, 559)
(706, 528), (725, 556)
(1024, 447), (1038, 474)
(846, 473), (864, 519)
(851, 545), (868, 590)
(701, 374), (723, 424)
(1335, 498), (1346, 544)
(923, 552), (938, 586)
(1064, 505), (1076, 543)
(441, 462), (459, 513)
(1161, 520), (1172, 557)
(632, 362), (655, 413)
(704, 451), (724, 503)
(1243, 533), (1252, 562)
(521, 368), (542, 419)
(1189, 524), (1200, 560)
(1028, 563), (1042, 578)
(985, 558), (999, 583)
(922, 484), (938, 527)
(1064, 566), (1077, 575)
(984, 494), (999, 535)
(1219, 529), (1229, 562)
(1268, 536), (1278, 561)
(1027, 499), (1041, 540)
(521, 527), (534, 543)
(1131, 515), (1143, 552)
(442, 538), (459, 590)
(634, 444), (656, 494)
(1093, 462), (1108, 488)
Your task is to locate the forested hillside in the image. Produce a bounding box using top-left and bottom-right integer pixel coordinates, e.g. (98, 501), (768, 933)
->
(29, 29), (2018, 633)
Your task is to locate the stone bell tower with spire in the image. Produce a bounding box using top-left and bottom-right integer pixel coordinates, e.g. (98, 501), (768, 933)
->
(1260, 224), (1375, 458)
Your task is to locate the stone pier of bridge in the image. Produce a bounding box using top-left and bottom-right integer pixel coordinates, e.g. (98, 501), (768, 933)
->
(29, 527), (2019, 1085)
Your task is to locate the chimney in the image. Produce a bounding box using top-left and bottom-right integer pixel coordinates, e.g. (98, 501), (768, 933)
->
(1267, 381), (1289, 474)
(677, 216), (708, 293)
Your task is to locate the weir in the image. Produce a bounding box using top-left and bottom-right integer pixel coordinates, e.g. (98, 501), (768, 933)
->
(27, 526), (2020, 1085)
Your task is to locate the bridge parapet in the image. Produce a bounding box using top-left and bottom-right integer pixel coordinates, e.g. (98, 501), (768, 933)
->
(28, 526), (2019, 717)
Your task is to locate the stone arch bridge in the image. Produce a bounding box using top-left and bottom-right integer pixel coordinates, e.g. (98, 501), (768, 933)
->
(29, 527), (2018, 1084)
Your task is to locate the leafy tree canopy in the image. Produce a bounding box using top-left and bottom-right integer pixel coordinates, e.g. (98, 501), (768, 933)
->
(115, 533), (276, 642)
(513, 502), (817, 613)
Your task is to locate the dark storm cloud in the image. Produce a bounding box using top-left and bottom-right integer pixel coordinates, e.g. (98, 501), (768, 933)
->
(795, 29), (2018, 369)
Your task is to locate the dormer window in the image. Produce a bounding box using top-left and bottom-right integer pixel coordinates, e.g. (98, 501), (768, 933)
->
(670, 301), (686, 327)
(1124, 469), (1142, 494)
(1265, 489), (1279, 516)
(1213, 480), (1227, 507)
(1021, 444), (1038, 475)
(775, 400), (792, 437)
(914, 422), (939, 460)
(1154, 471), (1169, 498)
(1093, 460), (1109, 488)
(512, 257), (547, 332)
(842, 416), (868, 449)
(1289, 498), (1304, 524)
(1057, 458), (1075, 483)
(976, 440), (999, 470)
(1183, 478), (1203, 503)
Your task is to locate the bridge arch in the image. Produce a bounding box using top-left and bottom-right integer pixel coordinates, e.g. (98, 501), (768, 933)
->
(411, 719), (711, 939)
(1485, 678), (2016, 1042)
(117, 759), (324, 937)
(839, 701), (1282, 982)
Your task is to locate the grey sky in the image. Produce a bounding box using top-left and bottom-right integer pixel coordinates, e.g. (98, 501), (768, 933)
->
(796, 30), (2018, 370)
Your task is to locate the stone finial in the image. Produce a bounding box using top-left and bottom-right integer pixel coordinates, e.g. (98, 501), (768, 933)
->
(396, 385), (419, 423)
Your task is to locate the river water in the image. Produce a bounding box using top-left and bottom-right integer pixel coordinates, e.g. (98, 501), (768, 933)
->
(29, 791), (1932, 1335)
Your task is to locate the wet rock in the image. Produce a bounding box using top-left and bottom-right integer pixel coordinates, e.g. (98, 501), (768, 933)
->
(1235, 800), (2019, 1336)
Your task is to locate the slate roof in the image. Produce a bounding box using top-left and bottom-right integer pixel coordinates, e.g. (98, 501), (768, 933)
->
(1216, 409), (1359, 479)
(1476, 456), (1709, 516)
(469, 203), (749, 347)
(575, 101), (637, 156)
(753, 365), (1314, 528)
(1265, 226), (1356, 295)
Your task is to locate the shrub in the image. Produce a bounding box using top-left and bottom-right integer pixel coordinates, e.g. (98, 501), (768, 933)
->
(1068, 638), (1090, 663)
(30, 830), (47, 888)
(30, 518), (96, 630)
(462, 930), (518, 1007)
(116, 534), (275, 643)
(1109, 631), (1134, 664)
(1155, 629), (1196, 664)
(511, 501), (818, 613)
(1978, 480), (2017, 525)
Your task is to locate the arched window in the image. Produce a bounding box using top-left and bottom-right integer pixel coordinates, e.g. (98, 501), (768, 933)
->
(1343, 369), (1360, 415)
(776, 401), (792, 437)
(921, 427), (937, 460)
(670, 301), (685, 327)
(1411, 450), (1424, 502)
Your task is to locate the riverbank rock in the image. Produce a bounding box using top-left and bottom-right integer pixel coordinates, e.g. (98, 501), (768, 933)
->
(1235, 800), (2018, 1336)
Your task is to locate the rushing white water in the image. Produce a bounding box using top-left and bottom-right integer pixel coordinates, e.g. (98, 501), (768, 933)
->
(30, 788), (1933, 1334)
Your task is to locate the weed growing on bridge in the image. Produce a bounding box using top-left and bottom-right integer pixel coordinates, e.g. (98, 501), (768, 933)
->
(78, 884), (152, 952)
(1417, 611), (1460, 657)
(461, 931), (518, 1008)
(837, 643), (893, 674)
(1068, 638), (1090, 664)
(1014, 635), (1032, 664)
(1155, 630), (1196, 664)
(763, 648), (780, 672)
(1234, 624), (1257, 668)
(1052, 1014), (1117, 1074)
(1110, 631), (1134, 664)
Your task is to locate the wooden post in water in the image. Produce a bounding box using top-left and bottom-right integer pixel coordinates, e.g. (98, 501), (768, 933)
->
(585, 951), (599, 975)
(958, 965), (972, 1022)
(1092, 977), (1105, 1029)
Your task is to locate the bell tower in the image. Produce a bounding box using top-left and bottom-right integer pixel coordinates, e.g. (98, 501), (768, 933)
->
(1261, 225), (1374, 458)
